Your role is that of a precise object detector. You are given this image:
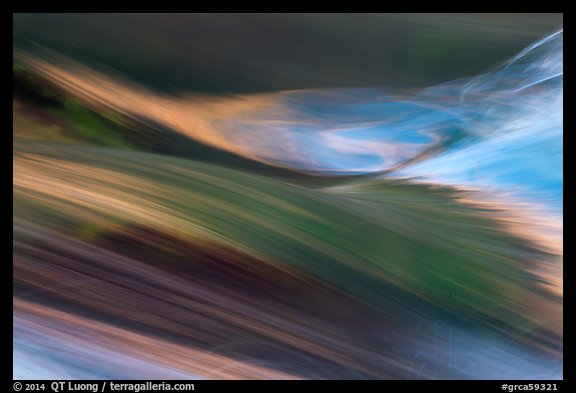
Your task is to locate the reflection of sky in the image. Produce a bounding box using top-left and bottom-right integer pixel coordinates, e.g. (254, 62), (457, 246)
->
(231, 29), (563, 214)
(227, 96), (466, 173)
(395, 114), (563, 215)
(14, 330), (200, 380)
(395, 30), (563, 215)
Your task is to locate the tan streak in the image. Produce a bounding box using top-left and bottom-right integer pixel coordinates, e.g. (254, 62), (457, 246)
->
(15, 53), (285, 163)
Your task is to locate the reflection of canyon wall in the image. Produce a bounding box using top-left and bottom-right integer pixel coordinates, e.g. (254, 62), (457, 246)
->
(13, 15), (563, 380)
(14, 139), (562, 379)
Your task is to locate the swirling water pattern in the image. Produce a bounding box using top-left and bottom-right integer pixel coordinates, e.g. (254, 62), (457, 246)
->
(13, 17), (562, 380)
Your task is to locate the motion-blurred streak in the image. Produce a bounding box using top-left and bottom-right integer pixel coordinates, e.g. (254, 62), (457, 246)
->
(14, 139), (561, 379)
(13, 53), (467, 174)
(13, 17), (563, 380)
(14, 300), (301, 380)
(13, 28), (562, 203)
(395, 30), (562, 215)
